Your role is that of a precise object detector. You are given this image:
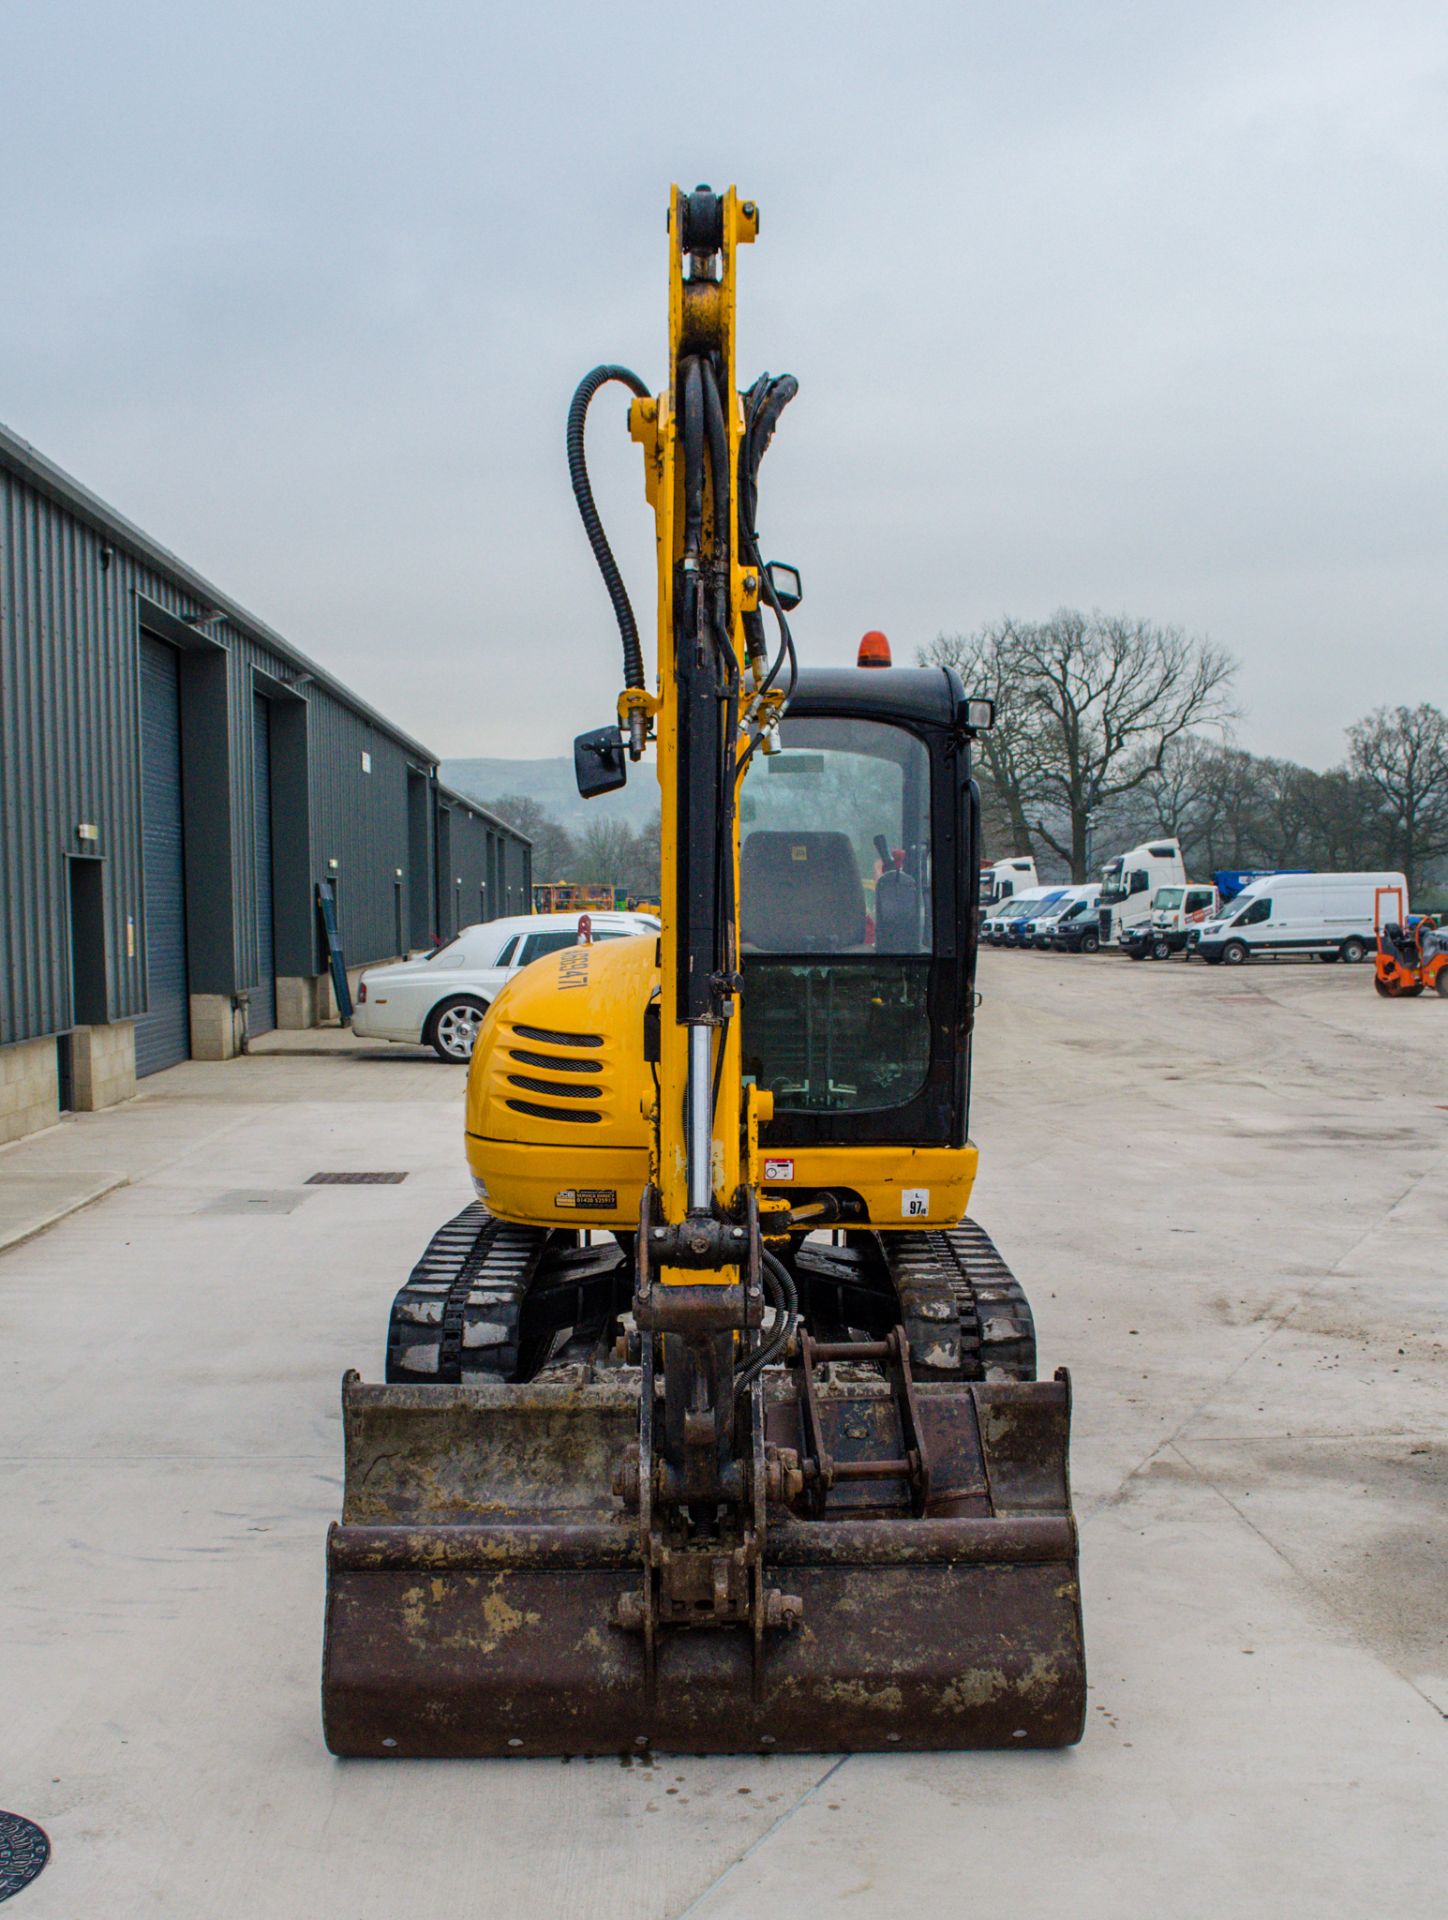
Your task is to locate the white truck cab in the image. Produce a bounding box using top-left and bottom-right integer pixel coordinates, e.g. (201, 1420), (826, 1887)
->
(979, 856), (1039, 908)
(1097, 839), (1186, 946)
(1194, 871), (1409, 966)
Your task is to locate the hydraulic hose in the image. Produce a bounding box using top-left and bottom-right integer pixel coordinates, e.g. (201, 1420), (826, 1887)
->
(681, 357), (706, 556)
(736, 1247), (799, 1391)
(700, 358), (731, 571)
(566, 365), (651, 694)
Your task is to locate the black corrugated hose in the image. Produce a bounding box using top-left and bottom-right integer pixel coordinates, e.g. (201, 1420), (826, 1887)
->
(566, 365), (651, 693)
(736, 1247), (799, 1391)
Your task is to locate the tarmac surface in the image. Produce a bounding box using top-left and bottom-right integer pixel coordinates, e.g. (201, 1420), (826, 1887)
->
(2, 950), (1445, 1916)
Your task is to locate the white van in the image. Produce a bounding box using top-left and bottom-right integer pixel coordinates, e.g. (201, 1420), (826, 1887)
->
(1194, 872), (1408, 966)
(1117, 881), (1219, 957)
(981, 885), (1058, 945)
(1023, 883), (1101, 948)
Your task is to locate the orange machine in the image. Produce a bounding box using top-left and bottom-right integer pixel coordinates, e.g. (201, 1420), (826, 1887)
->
(1374, 917), (1448, 998)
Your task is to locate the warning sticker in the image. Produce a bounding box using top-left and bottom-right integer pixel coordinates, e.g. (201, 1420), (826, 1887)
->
(763, 1157), (795, 1181)
(555, 1188), (618, 1209)
(901, 1189), (930, 1218)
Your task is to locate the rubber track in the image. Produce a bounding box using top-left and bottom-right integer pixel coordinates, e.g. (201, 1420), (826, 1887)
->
(886, 1218), (1037, 1383)
(385, 1203), (555, 1384)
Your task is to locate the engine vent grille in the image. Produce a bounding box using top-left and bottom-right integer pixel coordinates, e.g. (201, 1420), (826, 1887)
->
(511, 1024), (603, 1049)
(506, 1099), (603, 1125)
(506, 1074), (601, 1101)
(507, 1047), (601, 1074)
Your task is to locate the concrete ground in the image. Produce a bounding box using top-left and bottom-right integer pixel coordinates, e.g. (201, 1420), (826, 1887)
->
(1, 952), (1444, 1916)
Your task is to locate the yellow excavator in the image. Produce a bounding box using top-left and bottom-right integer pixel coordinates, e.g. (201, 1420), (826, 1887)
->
(321, 184), (1086, 1755)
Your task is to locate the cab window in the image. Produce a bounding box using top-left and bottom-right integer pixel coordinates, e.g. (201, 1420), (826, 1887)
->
(739, 716), (932, 953)
(1237, 897), (1271, 926)
(740, 716), (933, 1113)
(1128, 869), (1150, 896)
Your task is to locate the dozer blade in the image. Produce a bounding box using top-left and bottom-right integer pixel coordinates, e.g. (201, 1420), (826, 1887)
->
(322, 1367), (1084, 1756)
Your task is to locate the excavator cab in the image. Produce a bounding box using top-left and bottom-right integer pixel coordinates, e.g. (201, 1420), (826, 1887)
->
(321, 184), (1085, 1759)
(743, 670), (976, 1178)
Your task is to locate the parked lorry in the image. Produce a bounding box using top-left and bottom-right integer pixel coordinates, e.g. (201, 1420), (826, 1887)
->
(979, 856), (1039, 907)
(1096, 839), (1187, 948)
(1118, 881), (1220, 959)
(1192, 871), (1409, 965)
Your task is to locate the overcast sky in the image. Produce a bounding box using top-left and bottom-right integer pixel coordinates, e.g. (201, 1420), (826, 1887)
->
(3, 2), (1444, 765)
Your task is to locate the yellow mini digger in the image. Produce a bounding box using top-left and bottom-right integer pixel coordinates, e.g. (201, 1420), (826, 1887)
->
(321, 184), (1086, 1756)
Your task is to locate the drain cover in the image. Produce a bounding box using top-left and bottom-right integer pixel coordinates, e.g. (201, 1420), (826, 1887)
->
(0, 1813), (49, 1902)
(200, 1190), (313, 1216)
(306, 1172), (408, 1185)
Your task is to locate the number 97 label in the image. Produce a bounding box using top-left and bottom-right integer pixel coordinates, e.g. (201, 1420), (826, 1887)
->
(901, 1189), (930, 1218)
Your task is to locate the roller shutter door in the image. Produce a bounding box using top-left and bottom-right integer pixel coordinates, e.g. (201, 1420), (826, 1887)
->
(135, 637), (189, 1076)
(250, 694), (277, 1035)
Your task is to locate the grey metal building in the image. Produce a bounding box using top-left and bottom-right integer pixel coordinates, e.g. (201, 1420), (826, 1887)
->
(0, 422), (529, 1143)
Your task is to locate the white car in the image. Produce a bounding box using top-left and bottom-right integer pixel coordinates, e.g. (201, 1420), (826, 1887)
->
(353, 910), (658, 1061)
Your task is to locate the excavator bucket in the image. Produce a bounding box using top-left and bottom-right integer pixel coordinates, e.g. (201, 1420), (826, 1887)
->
(322, 1363), (1085, 1756)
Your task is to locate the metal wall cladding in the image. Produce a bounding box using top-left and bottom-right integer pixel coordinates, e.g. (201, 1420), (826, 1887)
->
(438, 788), (532, 937)
(306, 702), (415, 971)
(1, 467), (146, 1043)
(0, 438), (530, 1046)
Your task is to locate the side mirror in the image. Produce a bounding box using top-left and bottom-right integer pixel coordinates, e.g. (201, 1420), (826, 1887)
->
(765, 561), (802, 611)
(957, 696), (996, 733)
(574, 725), (628, 799)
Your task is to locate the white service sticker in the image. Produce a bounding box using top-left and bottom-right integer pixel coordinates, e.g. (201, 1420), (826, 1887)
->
(901, 1189), (930, 1218)
(763, 1158), (795, 1181)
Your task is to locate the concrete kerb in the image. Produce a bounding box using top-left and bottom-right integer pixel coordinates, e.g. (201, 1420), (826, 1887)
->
(0, 1169), (129, 1255)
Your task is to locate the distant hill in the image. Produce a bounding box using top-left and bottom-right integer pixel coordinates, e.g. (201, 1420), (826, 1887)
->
(441, 756), (659, 836)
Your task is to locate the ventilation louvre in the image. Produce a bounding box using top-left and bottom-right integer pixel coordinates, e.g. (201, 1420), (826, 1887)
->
(507, 1047), (601, 1075)
(511, 1024), (604, 1049)
(505, 1099), (603, 1125)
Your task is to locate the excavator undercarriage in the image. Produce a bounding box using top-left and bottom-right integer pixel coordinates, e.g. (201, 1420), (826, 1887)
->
(321, 182), (1086, 1758)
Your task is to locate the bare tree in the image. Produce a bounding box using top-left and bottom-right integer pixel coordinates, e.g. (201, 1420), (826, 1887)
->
(1347, 703), (1448, 895)
(573, 816), (637, 889)
(1307, 766), (1391, 871)
(920, 626), (1040, 858)
(485, 793), (575, 882)
(569, 814), (662, 898)
(1132, 733), (1219, 849)
(927, 611), (1237, 878)
(974, 770), (1030, 863)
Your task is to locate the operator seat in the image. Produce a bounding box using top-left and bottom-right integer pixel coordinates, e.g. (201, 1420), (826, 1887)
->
(741, 831), (867, 952)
